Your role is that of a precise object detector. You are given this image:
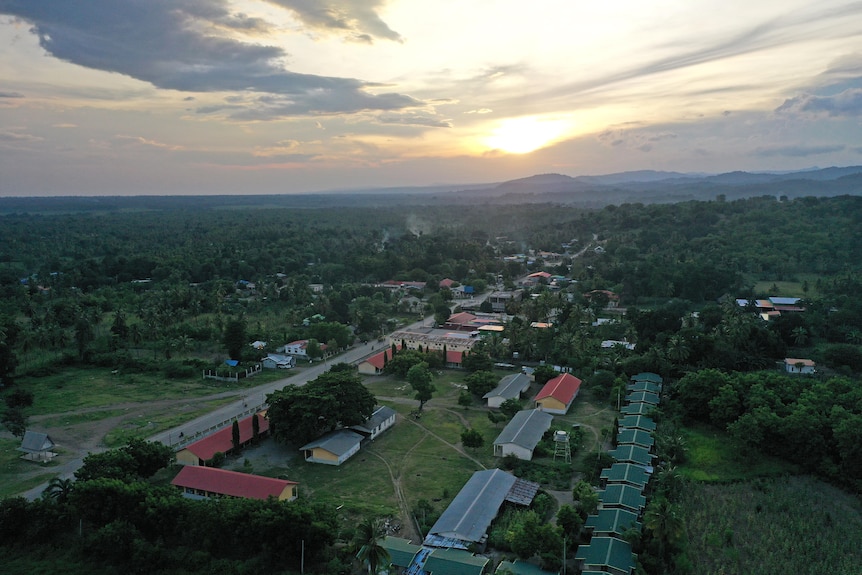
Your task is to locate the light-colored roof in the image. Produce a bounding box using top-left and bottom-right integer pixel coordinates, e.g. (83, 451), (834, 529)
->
(493, 409), (553, 450)
(171, 466), (296, 500)
(299, 429), (363, 455)
(351, 405), (397, 434)
(484, 372), (532, 400)
(534, 373), (582, 404)
(428, 469), (517, 543)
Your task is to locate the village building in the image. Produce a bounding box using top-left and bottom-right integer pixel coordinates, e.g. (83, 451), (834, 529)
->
(600, 463), (651, 491)
(350, 405), (397, 440)
(618, 415), (657, 433)
(176, 412), (269, 466)
(487, 290), (524, 312)
(534, 373), (582, 414)
(281, 339), (327, 358)
(171, 465), (298, 501)
(597, 484), (647, 514)
(299, 429), (363, 466)
(608, 444), (656, 468)
(492, 408), (553, 460)
(388, 330), (480, 354)
(784, 357), (816, 374)
(626, 391), (660, 406)
(261, 354), (295, 369)
(425, 468), (539, 550)
(483, 372), (532, 408)
(584, 508), (641, 538)
(574, 536), (637, 575)
(17, 431), (57, 462)
(615, 428), (655, 450)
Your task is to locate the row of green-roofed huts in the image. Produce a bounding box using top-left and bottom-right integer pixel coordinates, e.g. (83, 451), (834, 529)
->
(574, 372), (663, 575)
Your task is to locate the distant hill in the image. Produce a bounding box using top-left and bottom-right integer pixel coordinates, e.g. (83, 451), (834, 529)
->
(2, 166), (861, 213)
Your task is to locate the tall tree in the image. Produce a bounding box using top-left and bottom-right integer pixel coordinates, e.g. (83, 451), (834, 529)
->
(231, 420), (241, 453)
(407, 362), (435, 411)
(223, 317), (247, 360)
(353, 518), (391, 575)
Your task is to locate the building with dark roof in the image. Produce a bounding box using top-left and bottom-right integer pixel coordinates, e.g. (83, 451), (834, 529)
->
(575, 536), (636, 575)
(598, 484), (647, 514)
(426, 469), (539, 548)
(626, 390), (660, 405)
(350, 405), (397, 440)
(600, 463), (651, 490)
(584, 508), (641, 538)
(299, 429), (363, 465)
(492, 408), (553, 460)
(484, 372), (532, 408)
(608, 444), (655, 467)
(616, 428), (655, 450)
(17, 431), (56, 461)
(618, 415), (656, 433)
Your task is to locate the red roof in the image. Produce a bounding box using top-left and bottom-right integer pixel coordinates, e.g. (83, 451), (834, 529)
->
(447, 312), (478, 326)
(440, 278), (455, 288)
(363, 345), (401, 369)
(171, 465), (296, 500)
(528, 271), (552, 279)
(535, 373), (582, 404)
(446, 350), (463, 365)
(183, 413), (269, 461)
(785, 358), (815, 366)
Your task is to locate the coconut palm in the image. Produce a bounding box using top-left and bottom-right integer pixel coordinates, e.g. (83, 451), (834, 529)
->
(644, 497), (684, 562)
(353, 517), (391, 575)
(42, 476), (74, 504)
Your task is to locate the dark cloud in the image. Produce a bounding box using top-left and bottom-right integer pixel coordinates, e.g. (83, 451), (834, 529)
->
(0, 0), (417, 116)
(755, 144), (846, 157)
(776, 88), (862, 117)
(0, 91), (23, 98)
(265, 0), (402, 43)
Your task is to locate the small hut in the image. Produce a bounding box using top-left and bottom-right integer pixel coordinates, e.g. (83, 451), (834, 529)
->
(17, 431), (57, 462)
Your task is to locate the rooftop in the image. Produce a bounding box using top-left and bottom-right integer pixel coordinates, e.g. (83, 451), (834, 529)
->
(171, 465), (296, 500)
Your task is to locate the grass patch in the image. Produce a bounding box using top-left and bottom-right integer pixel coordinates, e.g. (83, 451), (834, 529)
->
(36, 409), (129, 428)
(679, 425), (798, 482)
(680, 475), (862, 575)
(0, 438), (57, 499)
(102, 397), (238, 447)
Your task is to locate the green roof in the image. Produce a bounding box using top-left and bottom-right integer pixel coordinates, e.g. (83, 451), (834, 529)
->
(630, 372), (663, 383)
(627, 381), (661, 394)
(584, 508), (641, 536)
(618, 415), (656, 432)
(616, 428), (654, 449)
(609, 444), (654, 466)
(620, 402), (654, 416)
(626, 391), (660, 405)
(381, 536), (420, 568)
(598, 484), (646, 513)
(424, 548), (488, 575)
(496, 559), (558, 575)
(600, 463), (650, 489)
(575, 536), (636, 574)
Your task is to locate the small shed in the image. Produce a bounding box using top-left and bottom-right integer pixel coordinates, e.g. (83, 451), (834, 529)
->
(17, 431), (57, 462)
(493, 408), (553, 460)
(784, 358), (815, 374)
(262, 354), (295, 369)
(484, 372), (532, 408)
(351, 405), (397, 440)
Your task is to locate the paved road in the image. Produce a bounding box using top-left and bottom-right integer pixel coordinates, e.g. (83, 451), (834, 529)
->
(22, 315), (437, 500)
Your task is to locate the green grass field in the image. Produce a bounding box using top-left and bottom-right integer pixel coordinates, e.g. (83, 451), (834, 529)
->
(679, 425), (798, 482)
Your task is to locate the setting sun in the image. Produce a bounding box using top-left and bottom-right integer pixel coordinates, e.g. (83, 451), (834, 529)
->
(484, 116), (571, 154)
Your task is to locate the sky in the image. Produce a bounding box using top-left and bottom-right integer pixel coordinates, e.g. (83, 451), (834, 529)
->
(1, 0), (862, 196)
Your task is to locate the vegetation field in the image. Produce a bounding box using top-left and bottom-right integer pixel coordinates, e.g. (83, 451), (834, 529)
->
(680, 475), (862, 575)
(678, 425), (798, 482)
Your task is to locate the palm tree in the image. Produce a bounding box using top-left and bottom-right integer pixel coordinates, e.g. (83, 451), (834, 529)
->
(353, 518), (391, 575)
(791, 326), (809, 346)
(42, 476), (74, 504)
(644, 497), (684, 562)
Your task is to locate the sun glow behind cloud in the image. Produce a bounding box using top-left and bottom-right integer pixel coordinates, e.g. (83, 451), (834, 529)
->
(483, 116), (573, 154)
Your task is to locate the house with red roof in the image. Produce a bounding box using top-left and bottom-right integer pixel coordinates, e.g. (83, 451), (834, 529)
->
(445, 350), (464, 369)
(176, 412), (269, 466)
(171, 465), (297, 501)
(534, 373), (582, 414)
(784, 357), (816, 374)
(439, 278), (455, 289)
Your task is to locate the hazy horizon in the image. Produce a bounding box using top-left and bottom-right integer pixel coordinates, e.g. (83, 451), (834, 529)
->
(2, 1), (862, 196)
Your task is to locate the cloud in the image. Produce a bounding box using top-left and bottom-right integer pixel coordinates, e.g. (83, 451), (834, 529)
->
(755, 144), (846, 157)
(110, 135), (185, 151)
(197, 90), (421, 120)
(0, 0), (418, 116)
(265, 0), (402, 43)
(597, 127), (676, 150)
(776, 88), (862, 117)
(0, 91), (23, 98)
(377, 113), (452, 128)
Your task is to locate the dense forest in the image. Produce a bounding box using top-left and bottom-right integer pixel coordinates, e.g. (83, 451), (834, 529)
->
(2, 194), (862, 574)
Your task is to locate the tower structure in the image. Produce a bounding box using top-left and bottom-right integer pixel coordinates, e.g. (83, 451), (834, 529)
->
(553, 430), (571, 463)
